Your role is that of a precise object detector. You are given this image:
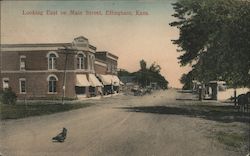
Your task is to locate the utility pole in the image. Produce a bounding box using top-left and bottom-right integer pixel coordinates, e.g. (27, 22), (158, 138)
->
(58, 46), (77, 104)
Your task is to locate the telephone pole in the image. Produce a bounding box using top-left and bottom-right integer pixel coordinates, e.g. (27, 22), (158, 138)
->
(58, 45), (77, 104)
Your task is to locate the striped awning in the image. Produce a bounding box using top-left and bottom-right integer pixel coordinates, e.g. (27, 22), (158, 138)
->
(76, 74), (90, 86)
(97, 74), (113, 85)
(97, 74), (124, 86)
(89, 74), (103, 87)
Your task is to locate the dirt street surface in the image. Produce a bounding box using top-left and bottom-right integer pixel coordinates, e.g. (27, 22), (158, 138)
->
(0, 89), (249, 156)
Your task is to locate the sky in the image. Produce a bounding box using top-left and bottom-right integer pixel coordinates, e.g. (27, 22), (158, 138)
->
(1, 0), (190, 88)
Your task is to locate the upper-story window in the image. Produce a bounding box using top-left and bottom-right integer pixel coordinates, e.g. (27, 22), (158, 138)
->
(47, 75), (58, 93)
(2, 78), (9, 90)
(107, 64), (111, 72)
(77, 53), (86, 69)
(20, 55), (26, 71)
(88, 55), (91, 70)
(111, 65), (115, 73)
(47, 52), (58, 70)
(88, 55), (95, 71)
(91, 55), (95, 70)
(114, 66), (117, 74)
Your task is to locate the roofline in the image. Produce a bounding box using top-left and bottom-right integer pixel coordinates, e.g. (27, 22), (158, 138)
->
(1, 43), (96, 50)
(1, 43), (71, 48)
(96, 51), (118, 59)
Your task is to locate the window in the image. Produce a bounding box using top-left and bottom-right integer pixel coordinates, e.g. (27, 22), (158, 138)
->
(91, 55), (95, 70)
(114, 66), (117, 73)
(88, 55), (91, 70)
(2, 78), (9, 90)
(108, 64), (111, 72)
(48, 75), (58, 93)
(84, 56), (88, 69)
(47, 52), (58, 70)
(77, 53), (85, 69)
(111, 65), (114, 73)
(19, 79), (26, 93)
(20, 56), (26, 70)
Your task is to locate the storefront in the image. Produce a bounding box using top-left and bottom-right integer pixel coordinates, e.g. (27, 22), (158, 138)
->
(75, 74), (90, 98)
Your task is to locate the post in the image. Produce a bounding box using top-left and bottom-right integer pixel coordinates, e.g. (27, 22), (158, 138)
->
(59, 46), (77, 104)
(234, 87), (237, 108)
(62, 52), (68, 104)
(198, 85), (203, 101)
(111, 79), (113, 96)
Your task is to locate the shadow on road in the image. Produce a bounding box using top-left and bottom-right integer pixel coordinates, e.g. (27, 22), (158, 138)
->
(119, 105), (250, 124)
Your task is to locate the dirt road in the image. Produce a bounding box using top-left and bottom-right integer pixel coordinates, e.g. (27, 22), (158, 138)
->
(0, 89), (248, 156)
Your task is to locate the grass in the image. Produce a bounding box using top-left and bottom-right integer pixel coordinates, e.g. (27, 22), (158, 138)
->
(0, 101), (92, 120)
(216, 131), (246, 148)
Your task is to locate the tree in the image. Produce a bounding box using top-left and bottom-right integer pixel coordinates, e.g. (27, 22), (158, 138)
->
(117, 69), (131, 77)
(140, 59), (147, 71)
(180, 71), (194, 90)
(149, 62), (161, 73)
(0, 88), (17, 105)
(170, 0), (250, 87)
(133, 60), (169, 88)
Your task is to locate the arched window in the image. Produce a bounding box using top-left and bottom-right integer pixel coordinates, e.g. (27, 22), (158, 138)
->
(88, 55), (91, 70)
(77, 53), (85, 69)
(91, 55), (95, 70)
(47, 52), (58, 70)
(47, 75), (58, 93)
(84, 55), (88, 69)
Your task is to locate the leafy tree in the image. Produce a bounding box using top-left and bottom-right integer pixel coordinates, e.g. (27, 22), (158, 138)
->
(149, 62), (161, 73)
(117, 69), (131, 77)
(180, 71), (194, 90)
(170, 0), (250, 87)
(0, 88), (17, 105)
(140, 59), (147, 71)
(118, 60), (169, 89)
(133, 60), (168, 88)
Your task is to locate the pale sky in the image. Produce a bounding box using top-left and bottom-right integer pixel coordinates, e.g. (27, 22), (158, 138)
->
(1, 0), (190, 88)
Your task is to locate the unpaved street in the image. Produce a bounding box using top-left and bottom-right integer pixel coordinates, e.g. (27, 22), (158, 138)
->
(0, 89), (248, 156)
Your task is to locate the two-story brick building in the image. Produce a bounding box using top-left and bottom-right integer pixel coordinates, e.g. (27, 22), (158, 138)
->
(95, 51), (123, 94)
(0, 36), (122, 99)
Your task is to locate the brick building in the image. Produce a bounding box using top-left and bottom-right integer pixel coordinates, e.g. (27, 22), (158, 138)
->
(0, 36), (122, 99)
(95, 51), (123, 94)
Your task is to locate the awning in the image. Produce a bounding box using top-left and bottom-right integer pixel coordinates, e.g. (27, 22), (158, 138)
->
(97, 74), (113, 85)
(97, 74), (124, 86)
(76, 74), (90, 86)
(111, 75), (121, 86)
(120, 81), (124, 85)
(89, 74), (103, 87)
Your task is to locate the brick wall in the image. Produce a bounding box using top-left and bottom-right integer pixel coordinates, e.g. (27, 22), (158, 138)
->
(1, 72), (77, 99)
(94, 64), (106, 75)
(1, 51), (80, 71)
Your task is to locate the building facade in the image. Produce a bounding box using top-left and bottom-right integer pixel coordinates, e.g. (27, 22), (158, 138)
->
(0, 36), (122, 99)
(95, 51), (123, 94)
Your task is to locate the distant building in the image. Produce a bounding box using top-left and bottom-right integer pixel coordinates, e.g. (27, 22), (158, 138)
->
(0, 36), (123, 99)
(95, 51), (123, 94)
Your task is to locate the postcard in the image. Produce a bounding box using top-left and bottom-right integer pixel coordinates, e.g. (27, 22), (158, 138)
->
(0, 0), (249, 156)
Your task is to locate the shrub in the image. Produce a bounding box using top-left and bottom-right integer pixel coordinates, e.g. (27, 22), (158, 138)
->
(1, 88), (17, 105)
